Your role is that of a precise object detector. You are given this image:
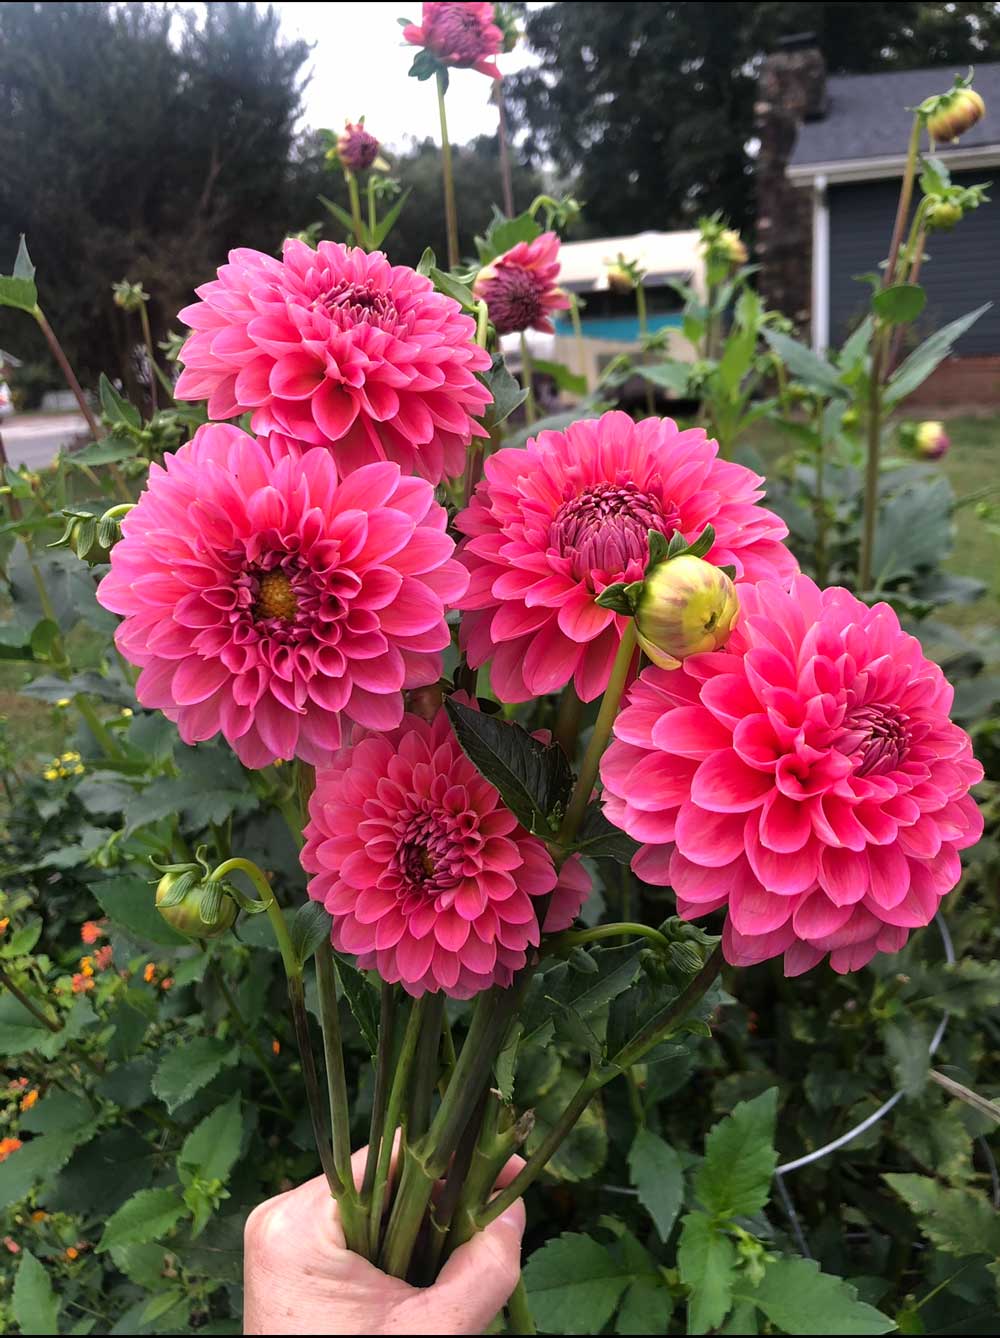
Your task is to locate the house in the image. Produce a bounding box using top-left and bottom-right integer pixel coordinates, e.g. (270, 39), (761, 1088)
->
(756, 39), (1000, 406)
(504, 230), (705, 393)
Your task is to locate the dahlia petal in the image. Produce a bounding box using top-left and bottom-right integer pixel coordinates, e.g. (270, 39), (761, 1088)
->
(691, 750), (773, 813)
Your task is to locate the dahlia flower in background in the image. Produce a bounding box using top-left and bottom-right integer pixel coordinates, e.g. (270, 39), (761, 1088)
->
(456, 411), (796, 703)
(302, 698), (590, 997)
(97, 424), (468, 768)
(335, 120), (382, 173)
(903, 419), (951, 460)
(174, 240), (492, 484)
(403, 2), (504, 80)
(601, 574), (983, 975)
(473, 231), (570, 336)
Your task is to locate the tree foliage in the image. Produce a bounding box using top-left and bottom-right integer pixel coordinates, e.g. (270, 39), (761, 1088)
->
(507, 1), (1000, 237)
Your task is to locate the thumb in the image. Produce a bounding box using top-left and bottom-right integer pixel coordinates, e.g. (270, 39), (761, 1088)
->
(400, 1201), (527, 1336)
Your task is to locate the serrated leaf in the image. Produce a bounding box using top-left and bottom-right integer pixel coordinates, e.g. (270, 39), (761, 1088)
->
(871, 476), (952, 590)
(98, 1187), (186, 1251)
(0, 991), (58, 1055)
(695, 1088), (778, 1218)
(20, 1091), (92, 1135)
(0, 1125), (98, 1209)
(179, 1094), (242, 1185)
(639, 362), (692, 394)
(628, 1128), (684, 1242)
(762, 328), (845, 397)
(677, 1210), (738, 1335)
(524, 1232), (632, 1334)
(152, 1037), (236, 1113)
(445, 698), (572, 834)
(615, 1275), (673, 1335)
(13, 1250), (59, 1335)
(735, 1256), (895, 1335)
(0, 917), (42, 957)
(481, 353), (527, 429)
(885, 1173), (1000, 1258)
(334, 956), (380, 1054)
(91, 873), (189, 947)
(476, 209), (543, 263)
(883, 1019), (930, 1097)
(885, 303), (990, 405)
(69, 436), (139, 466)
(289, 901), (332, 966)
(524, 943), (643, 1047)
(573, 804), (640, 863)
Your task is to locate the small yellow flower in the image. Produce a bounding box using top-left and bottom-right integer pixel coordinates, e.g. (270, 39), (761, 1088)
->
(61, 751), (81, 763)
(19, 1089), (39, 1112)
(120, 707), (133, 718)
(43, 768), (59, 782)
(79, 956), (95, 977)
(56, 698), (71, 708)
(143, 962), (156, 984)
(72, 764), (85, 776)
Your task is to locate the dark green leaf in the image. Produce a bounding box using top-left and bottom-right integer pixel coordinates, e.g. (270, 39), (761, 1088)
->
(12, 1250), (59, 1336)
(0, 992), (58, 1056)
(762, 328), (845, 397)
(524, 1232), (632, 1334)
(20, 1091), (92, 1135)
(871, 476), (952, 590)
(429, 266), (477, 311)
(476, 209), (543, 263)
(573, 803), (640, 863)
(0, 1125), (98, 1209)
(69, 436), (139, 467)
(290, 901), (332, 965)
(482, 353), (528, 429)
(885, 304), (990, 405)
(883, 1020), (930, 1097)
(152, 1037), (236, 1113)
(872, 284), (926, 325)
(615, 1275), (673, 1335)
(92, 873), (189, 947)
(445, 697), (573, 835)
(179, 1094), (243, 1185)
(335, 956), (380, 1054)
(885, 1174), (1000, 1258)
(98, 1187), (186, 1252)
(735, 1256), (896, 1335)
(98, 374), (142, 430)
(628, 1128), (684, 1242)
(532, 357), (588, 397)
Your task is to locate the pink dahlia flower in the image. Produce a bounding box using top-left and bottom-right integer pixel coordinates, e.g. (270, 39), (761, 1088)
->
(97, 424), (468, 769)
(174, 240), (492, 484)
(403, 2), (504, 80)
(337, 121), (380, 173)
(473, 232), (570, 336)
(601, 575), (984, 975)
(456, 411), (797, 703)
(302, 698), (590, 997)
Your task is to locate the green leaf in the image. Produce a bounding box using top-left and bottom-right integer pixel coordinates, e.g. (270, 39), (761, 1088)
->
(429, 265), (477, 311)
(98, 374), (142, 430)
(639, 362), (692, 394)
(883, 1020), (930, 1097)
(20, 1091), (92, 1135)
(445, 697), (573, 835)
(838, 315), (875, 372)
(885, 1174), (1000, 1258)
(69, 436), (139, 467)
(476, 208), (543, 263)
(524, 943), (643, 1047)
(98, 1187), (186, 1252)
(13, 1250), (59, 1336)
(152, 1037), (236, 1113)
(871, 476), (952, 590)
(532, 357), (588, 397)
(615, 1275), (673, 1335)
(0, 237), (38, 312)
(179, 1094), (243, 1186)
(694, 1088), (778, 1218)
(628, 1128), (684, 1242)
(762, 328), (845, 397)
(91, 873), (189, 947)
(0, 1125), (98, 1209)
(335, 957), (380, 1054)
(481, 353), (528, 429)
(124, 745), (256, 835)
(573, 803), (640, 863)
(527, 1069), (608, 1181)
(524, 1232), (632, 1335)
(318, 195), (367, 244)
(885, 303), (990, 406)
(735, 1256), (895, 1335)
(872, 284), (926, 325)
(289, 901), (332, 966)
(369, 187), (411, 248)
(0, 992), (57, 1055)
(0, 917), (42, 957)
(677, 1210), (738, 1335)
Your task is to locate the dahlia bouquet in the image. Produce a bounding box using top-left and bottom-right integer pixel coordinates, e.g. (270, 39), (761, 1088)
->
(87, 217), (984, 1298)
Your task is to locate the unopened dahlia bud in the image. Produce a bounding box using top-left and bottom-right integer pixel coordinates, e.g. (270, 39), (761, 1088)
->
(337, 120), (380, 173)
(606, 262), (635, 295)
(112, 279), (149, 312)
(927, 86), (985, 143)
(718, 228), (748, 266)
(634, 554), (739, 669)
(913, 420), (951, 460)
(155, 871), (238, 940)
(925, 198), (964, 231)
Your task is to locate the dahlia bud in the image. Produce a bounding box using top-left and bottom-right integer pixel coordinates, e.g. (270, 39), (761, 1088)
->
(606, 263), (635, 295)
(336, 120), (380, 174)
(155, 871), (238, 940)
(913, 420), (951, 460)
(718, 228), (748, 267)
(52, 507), (127, 565)
(927, 86), (985, 144)
(112, 279), (149, 312)
(634, 554), (739, 670)
(925, 198), (964, 232)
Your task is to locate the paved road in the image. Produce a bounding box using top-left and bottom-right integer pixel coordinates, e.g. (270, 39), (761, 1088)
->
(0, 413), (89, 471)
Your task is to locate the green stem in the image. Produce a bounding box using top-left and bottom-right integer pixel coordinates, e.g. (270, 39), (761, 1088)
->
(0, 967), (62, 1031)
(362, 984), (398, 1201)
(369, 997), (424, 1256)
(553, 682), (583, 759)
(636, 281), (656, 418)
(212, 960), (292, 1120)
(858, 331), (885, 593)
(568, 293), (587, 390)
(556, 623), (637, 849)
(316, 940), (368, 1255)
(211, 857), (296, 979)
(476, 947), (724, 1228)
(138, 303), (158, 415)
(408, 992), (445, 1142)
(74, 694), (125, 763)
(519, 332), (537, 424)
(368, 175), (377, 236)
(814, 407), (828, 587)
(883, 115), (923, 288)
(507, 1278), (537, 1335)
(436, 70), (460, 268)
(346, 171), (365, 247)
(543, 922), (673, 957)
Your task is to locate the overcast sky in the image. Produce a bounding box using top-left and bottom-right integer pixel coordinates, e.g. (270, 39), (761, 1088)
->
(272, 2), (539, 149)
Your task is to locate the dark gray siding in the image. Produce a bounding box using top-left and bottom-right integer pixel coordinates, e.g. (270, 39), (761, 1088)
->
(828, 173), (1000, 356)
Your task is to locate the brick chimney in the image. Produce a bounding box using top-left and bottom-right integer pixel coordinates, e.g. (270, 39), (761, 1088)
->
(755, 35), (827, 330)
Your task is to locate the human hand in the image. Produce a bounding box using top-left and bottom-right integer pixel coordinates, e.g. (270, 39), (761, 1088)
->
(243, 1146), (527, 1335)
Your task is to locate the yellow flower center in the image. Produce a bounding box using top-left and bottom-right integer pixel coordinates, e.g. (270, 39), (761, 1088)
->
(257, 572), (298, 622)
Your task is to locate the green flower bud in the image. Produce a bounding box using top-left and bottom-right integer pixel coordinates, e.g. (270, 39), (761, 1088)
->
(634, 553), (739, 670)
(112, 279), (150, 312)
(927, 87), (985, 144)
(925, 198), (963, 232)
(155, 872), (237, 940)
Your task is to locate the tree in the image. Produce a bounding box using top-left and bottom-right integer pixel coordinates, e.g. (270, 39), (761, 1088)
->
(507, 2), (1000, 238)
(0, 2), (309, 395)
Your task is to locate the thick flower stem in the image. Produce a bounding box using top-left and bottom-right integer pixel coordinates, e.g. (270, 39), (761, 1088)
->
(858, 332), (885, 594)
(362, 983), (398, 1203)
(568, 293), (587, 388)
(138, 302), (158, 414)
(507, 1279), (537, 1335)
(635, 281), (656, 418)
(369, 997), (424, 1256)
(556, 622), (638, 849)
(346, 171), (365, 247)
(436, 70), (460, 268)
(475, 947), (724, 1229)
(408, 992), (445, 1142)
(74, 693), (125, 763)
(495, 81), (515, 218)
(883, 115), (923, 289)
(316, 940), (368, 1255)
(543, 922), (673, 957)
(33, 306), (130, 502)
